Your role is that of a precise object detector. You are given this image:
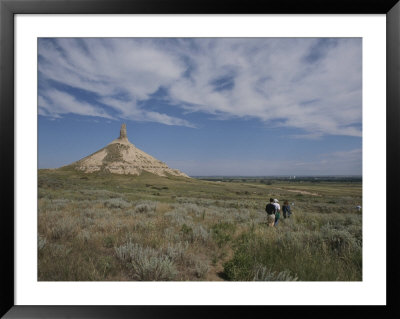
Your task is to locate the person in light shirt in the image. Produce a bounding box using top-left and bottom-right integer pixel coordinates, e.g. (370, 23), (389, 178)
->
(273, 199), (281, 226)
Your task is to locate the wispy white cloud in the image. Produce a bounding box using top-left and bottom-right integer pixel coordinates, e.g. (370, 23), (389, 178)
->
(99, 96), (195, 127)
(39, 89), (114, 119)
(38, 38), (362, 136)
(38, 38), (190, 125)
(168, 38), (362, 137)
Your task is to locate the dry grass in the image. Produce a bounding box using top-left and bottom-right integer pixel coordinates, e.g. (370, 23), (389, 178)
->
(38, 169), (362, 281)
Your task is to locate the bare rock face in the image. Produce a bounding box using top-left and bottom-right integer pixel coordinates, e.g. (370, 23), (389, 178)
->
(119, 123), (127, 139)
(65, 124), (190, 178)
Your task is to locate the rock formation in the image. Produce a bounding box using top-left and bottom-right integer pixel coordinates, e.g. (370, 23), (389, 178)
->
(119, 123), (127, 139)
(65, 124), (189, 178)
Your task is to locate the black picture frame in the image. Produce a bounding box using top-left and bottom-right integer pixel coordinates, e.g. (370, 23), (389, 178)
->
(1, 0), (399, 318)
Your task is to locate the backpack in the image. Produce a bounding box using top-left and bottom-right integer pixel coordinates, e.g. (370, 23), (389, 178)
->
(265, 203), (276, 215)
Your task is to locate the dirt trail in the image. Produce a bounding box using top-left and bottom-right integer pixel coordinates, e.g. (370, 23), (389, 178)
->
(276, 187), (321, 196)
(206, 248), (234, 281)
(206, 265), (225, 281)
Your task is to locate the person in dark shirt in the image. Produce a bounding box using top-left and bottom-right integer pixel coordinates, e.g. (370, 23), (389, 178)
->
(282, 200), (292, 218)
(265, 198), (277, 226)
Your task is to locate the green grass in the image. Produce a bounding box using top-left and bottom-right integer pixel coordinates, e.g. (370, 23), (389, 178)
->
(38, 168), (362, 281)
(223, 218), (362, 281)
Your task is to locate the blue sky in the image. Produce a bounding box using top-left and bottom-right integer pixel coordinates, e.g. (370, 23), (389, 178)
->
(38, 38), (362, 176)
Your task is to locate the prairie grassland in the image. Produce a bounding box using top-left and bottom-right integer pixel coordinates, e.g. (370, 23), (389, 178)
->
(38, 168), (362, 281)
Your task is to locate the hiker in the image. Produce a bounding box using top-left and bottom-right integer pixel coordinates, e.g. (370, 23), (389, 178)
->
(273, 199), (281, 226)
(265, 198), (277, 227)
(282, 200), (292, 218)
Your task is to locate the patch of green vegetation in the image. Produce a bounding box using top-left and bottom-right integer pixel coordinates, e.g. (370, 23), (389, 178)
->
(223, 220), (362, 281)
(103, 236), (114, 248)
(211, 222), (236, 247)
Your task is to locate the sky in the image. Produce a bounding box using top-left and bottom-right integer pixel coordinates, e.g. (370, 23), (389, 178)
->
(38, 38), (362, 176)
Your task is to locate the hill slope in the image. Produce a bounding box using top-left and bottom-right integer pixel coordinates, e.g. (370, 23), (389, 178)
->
(62, 124), (189, 178)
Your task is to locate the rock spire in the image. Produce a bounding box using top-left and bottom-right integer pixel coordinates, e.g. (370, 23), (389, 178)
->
(119, 123), (127, 140)
(65, 124), (189, 178)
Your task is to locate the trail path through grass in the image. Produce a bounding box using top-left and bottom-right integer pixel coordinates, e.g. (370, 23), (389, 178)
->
(275, 187), (321, 196)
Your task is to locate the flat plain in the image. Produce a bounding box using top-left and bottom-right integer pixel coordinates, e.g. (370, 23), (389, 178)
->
(38, 168), (362, 281)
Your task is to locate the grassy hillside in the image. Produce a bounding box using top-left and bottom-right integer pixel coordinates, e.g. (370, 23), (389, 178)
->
(38, 168), (362, 281)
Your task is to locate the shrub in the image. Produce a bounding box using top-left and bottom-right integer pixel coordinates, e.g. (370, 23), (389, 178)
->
(133, 201), (157, 215)
(233, 209), (251, 223)
(49, 243), (72, 257)
(165, 209), (193, 226)
(114, 241), (136, 262)
(81, 208), (96, 219)
(223, 245), (255, 280)
(180, 203), (203, 217)
(38, 235), (47, 250)
(253, 265), (298, 281)
(211, 222), (236, 247)
(78, 215), (95, 228)
(180, 224), (193, 241)
(49, 199), (71, 210)
(194, 260), (209, 279)
(320, 225), (360, 254)
(104, 198), (131, 209)
(78, 230), (91, 243)
(134, 220), (156, 231)
(202, 206), (227, 219)
(81, 189), (121, 199)
(165, 242), (188, 262)
(192, 225), (210, 243)
(130, 254), (177, 281)
(103, 236), (114, 248)
(115, 242), (177, 281)
(164, 227), (180, 242)
(51, 217), (78, 240)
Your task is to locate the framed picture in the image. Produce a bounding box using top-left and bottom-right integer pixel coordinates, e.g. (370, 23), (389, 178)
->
(1, 0), (399, 318)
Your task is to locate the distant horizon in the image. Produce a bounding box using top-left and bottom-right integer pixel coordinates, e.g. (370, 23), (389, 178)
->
(190, 175), (362, 177)
(38, 38), (362, 176)
(38, 166), (362, 179)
